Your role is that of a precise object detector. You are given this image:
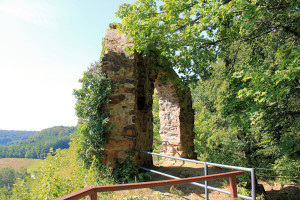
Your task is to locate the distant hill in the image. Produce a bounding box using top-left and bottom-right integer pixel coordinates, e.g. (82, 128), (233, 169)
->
(0, 130), (37, 145)
(0, 126), (76, 159)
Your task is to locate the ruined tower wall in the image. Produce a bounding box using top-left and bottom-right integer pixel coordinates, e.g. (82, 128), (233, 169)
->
(101, 25), (136, 166)
(100, 24), (196, 168)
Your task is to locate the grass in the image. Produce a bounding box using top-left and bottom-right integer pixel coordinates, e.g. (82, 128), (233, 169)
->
(0, 158), (42, 171)
(104, 188), (165, 200)
(27, 159), (43, 172)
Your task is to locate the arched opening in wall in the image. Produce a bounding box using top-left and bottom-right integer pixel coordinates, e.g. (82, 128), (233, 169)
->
(100, 25), (196, 169)
(152, 90), (162, 155)
(154, 75), (197, 160)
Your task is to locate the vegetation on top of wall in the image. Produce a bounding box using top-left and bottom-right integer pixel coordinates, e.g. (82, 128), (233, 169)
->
(2, 0), (298, 197)
(117, 0), (299, 83)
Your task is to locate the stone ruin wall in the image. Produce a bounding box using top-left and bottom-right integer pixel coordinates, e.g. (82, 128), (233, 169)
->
(100, 24), (196, 168)
(155, 77), (197, 159)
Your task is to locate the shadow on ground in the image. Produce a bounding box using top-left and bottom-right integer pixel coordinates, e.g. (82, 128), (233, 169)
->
(146, 159), (234, 199)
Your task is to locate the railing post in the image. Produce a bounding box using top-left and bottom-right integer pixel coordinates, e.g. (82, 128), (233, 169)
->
(204, 162), (208, 200)
(251, 168), (256, 200)
(88, 189), (97, 200)
(229, 176), (238, 200)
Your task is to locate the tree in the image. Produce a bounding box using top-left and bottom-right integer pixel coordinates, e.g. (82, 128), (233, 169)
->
(117, 0), (299, 171)
(192, 60), (243, 165)
(117, 0), (299, 82)
(0, 127), (75, 159)
(0, 167), (15, 188)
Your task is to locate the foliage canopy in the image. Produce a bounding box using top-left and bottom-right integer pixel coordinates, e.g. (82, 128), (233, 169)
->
(117, 0), (299, 82)
(117, 0), (299, 176)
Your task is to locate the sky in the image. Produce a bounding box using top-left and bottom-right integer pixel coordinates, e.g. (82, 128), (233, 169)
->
(0, 0), (136, 131)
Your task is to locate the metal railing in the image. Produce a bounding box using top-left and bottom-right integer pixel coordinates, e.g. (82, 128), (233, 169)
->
(153, 140), (182, 157)
(255, 168), (300, 180)
(135, 149), (256, 200)
(54, 171), (244, 200)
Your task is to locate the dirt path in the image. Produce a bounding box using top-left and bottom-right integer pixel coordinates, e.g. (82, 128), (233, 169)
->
(148, 159), (234, 199)
(146, 159), (300, 200)
(107, 159), (232, 200)
(108, 159), (299, 199)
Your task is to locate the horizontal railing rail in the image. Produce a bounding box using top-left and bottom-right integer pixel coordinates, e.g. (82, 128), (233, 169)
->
(54, 171), (244, 200)
(135, 149), (256, 200)
(162, 140), (181, 157)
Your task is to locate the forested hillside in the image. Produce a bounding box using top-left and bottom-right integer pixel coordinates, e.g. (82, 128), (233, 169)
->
(0, 130), (37, 145)
(0, 126), (76, 159)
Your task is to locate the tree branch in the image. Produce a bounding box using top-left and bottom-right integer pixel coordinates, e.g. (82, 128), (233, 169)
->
(267, 3), (291, 10)
(196, 37), (230, 48)
(175, 17), (201, 31)
(280, 25), (300, 37)
(241, 29), (275, 43)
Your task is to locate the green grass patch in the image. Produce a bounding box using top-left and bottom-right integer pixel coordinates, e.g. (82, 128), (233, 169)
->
(27, 159), (43, 172)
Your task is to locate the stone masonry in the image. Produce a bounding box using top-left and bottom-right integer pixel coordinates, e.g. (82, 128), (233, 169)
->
(155, 74), (197, 159)
(100, 24), (196, 168)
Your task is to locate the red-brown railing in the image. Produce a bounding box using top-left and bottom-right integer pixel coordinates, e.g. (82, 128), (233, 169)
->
(54, 171), (244, 200)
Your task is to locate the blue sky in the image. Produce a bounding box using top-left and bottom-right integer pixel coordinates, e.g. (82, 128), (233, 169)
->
(0, 0), (136, 131)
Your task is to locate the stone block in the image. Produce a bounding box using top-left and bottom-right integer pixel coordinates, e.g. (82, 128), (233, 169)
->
(104, 138), (134, 150)
(101, 63), (121, 72)
(116, 150), (128, 159)
(109, 94), (125, 104)
(103, 150), (116, 165)
(124, 87), (135, 93)
(123, 124), (136, 137)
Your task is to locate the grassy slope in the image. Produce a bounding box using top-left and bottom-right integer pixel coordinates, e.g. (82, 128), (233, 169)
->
(0, 158), (41, 170)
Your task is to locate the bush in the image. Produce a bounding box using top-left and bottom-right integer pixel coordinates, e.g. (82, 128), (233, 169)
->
(10, 142), (113, 200)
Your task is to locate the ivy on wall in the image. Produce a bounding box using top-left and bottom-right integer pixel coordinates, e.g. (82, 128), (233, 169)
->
(73, 62), (114, 170)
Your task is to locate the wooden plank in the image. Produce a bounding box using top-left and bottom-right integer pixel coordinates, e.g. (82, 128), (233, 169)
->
(55, 187), (94, 200)
(94, 171), (244, 192)
(88, 189), (97, 200)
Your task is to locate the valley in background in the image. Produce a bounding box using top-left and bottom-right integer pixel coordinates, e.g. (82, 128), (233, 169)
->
(0, 126), (76, 159)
